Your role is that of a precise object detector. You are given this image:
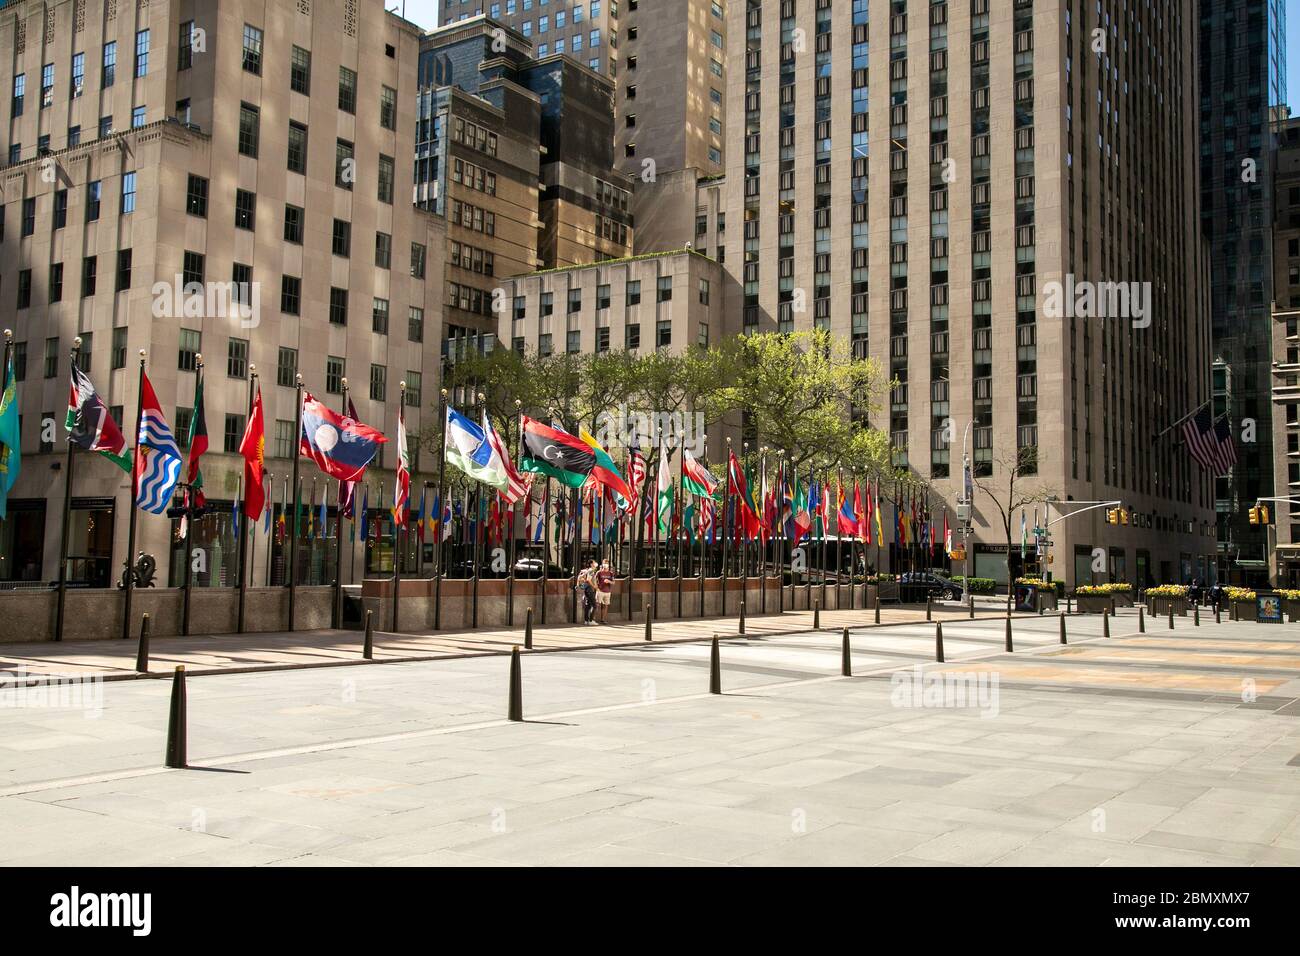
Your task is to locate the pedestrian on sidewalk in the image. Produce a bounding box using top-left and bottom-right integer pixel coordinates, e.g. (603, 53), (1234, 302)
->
(577, 560), (598, 624)
(595, 559), (614, 623)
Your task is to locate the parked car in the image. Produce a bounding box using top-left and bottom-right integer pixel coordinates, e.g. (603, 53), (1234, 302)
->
(898, 571), (964, 603)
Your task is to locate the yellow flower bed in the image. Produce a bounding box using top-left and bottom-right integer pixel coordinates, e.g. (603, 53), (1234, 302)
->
(1224, 586), (1256, 602)
(1075, 582), (1133, 596)
(1145, 585), (1189, 598)
(1277, 589), (1300, 601)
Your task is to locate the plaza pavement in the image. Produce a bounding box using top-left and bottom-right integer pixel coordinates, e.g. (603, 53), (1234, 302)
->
(0, 607), (1297, 866)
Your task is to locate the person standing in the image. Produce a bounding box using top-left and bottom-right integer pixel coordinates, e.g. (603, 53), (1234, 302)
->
(595, 559), (614, 623)
(577, 559), (598, 624)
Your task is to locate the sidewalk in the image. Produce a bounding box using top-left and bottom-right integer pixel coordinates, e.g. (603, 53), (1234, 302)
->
(0, 601), (1014, 681)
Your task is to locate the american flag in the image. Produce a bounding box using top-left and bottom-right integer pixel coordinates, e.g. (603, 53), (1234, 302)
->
(1181, 406), (1237, 476)
(627, 446), (646, 513)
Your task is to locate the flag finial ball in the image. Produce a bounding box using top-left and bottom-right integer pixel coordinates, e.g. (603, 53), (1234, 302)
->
(73, 336), (83, 347)
(249, 363), (256, 374)
(400, 380), (407, 390)
(3, 328), (11, 340)
(139, 349), (147, 357)
(341, 377), (348, 388)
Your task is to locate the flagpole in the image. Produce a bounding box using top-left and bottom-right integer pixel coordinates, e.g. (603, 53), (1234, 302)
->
(393, 383), (408, 633)
(235, 365), (258, 633)
(652, 430), (662, 620)
(471, 390), (484, 629)
(288, 374), (303, 630)
(54, 337), (84, 642)
(624, 444), (633, 622)
(508, 403), (521, 627)
(541, 474), (551, 625)
(721, 436), (731, 616)
(676, 455), (684, 618)
(332, 378), (349, 628)
(698, 443), (707, 618)
(434, 388), (448, 629)
(120, 350), (147, 640)
(820, 469), (828, 611)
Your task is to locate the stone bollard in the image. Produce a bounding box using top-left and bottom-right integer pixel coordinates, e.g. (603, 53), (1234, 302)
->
(841, 628), (852, 676)
(525, 606), (534, 649)
(935, 621), (945, 663)
(164, 666), (187, 769)
(363, 610), (374, 660)
(709, 636), (722, 695)
(135, 613), (151, 674)
(508, 646), (523, 721)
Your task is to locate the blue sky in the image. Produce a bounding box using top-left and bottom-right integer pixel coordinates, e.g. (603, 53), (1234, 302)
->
(397, 0), (1300, 113)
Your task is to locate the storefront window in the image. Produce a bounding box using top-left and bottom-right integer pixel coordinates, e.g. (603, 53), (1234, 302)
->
(0, 499), (46, 583)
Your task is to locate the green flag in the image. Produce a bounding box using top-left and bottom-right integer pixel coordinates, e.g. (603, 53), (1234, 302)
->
(0, 355), (20, 519)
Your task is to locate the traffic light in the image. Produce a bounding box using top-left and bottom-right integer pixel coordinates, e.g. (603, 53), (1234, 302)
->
(1248, 505), (1262, 525)
(1261, 505), (1270, 524)
(1119, 507), (1130, 525)
(1106, 508), (1118, 525)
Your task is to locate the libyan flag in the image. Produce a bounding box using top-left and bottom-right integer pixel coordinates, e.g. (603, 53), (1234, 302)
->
(521, 416), (595, 489)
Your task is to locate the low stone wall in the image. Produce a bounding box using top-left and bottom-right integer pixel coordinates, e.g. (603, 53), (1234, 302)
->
(359, 575), (858, 633)
(0, 586), (334, 642)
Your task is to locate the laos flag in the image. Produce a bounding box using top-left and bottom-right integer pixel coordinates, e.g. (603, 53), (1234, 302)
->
(299, 392), (387, 482)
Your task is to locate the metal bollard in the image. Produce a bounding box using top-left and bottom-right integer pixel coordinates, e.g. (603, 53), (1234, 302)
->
(926, 595), (932, 621)
(508, 646), (523, 721)
(1059, 612), (1067, 645)
(1169, 603), (1175, 629)
(738, 599), (746, 635)
(841, 628), (852, 676)
(164, 666), (187, 769)
(1005, 615), (1013, 652)
(1103, 608), (1110, 638)
(135, 613), (151, 674)
(1194, 604), (1200, 627)
(813, 598), (820, 630)
(363, 609), (374, 659)
(709, 636), (722, 694)
(935, 621), (945, 663)
(1215, 601), (1221, 624)
(1138, 605), (1145, 633)
(968, 593), (975, 619)
(525, 606), (534, 649)
(645, 604), (653, 642)
(874, 592), (881, 625)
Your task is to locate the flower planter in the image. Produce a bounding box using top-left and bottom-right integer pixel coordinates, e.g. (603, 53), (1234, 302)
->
(1148, 596), (1189, 617)
(1286, 599), (1300, 623)
(1109, 593), (1135, 608)
(1075, 594), (1115, 615)
(1230, 599), (1258, 622)
(1036, 591), (1058, 612)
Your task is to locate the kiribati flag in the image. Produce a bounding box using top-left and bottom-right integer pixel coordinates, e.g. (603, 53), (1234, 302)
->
(134, 370), (182, 515)
(299, 392), (387, 482)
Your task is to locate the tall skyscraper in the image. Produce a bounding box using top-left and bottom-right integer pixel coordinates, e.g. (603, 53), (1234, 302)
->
(711, 0), (1215, 587)
(1198, 0), (1289, 584)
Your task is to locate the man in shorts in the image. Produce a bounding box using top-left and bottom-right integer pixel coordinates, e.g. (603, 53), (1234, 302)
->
(595, 559), (614, 623)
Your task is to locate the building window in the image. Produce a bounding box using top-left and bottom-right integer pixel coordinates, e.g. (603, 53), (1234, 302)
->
(375, 232), (392, 269)
(290, 46), (311, 94)
(625, 324), (640, 349)
(86, 181), (101, 222)
(10, 74), (23, 117)
(135, 30), (150, 78)
(329, 288), (348, 325)
(567, 330), (581, 353)
(98, 116), (112, 138)
(178, 22), (195, 71)
(182, 251), (205, 288)
(67, 125), (80, 147)
(121, 172), (136, 214)
(538, 333), (553, 356)
(369, 364), (387, 402)
(238, 103), (260, 157)
(626, 280), (641, 305)
(102, 42), (116, 87)
(408, 307), (425, 343)
(227, 338), (249, 379)
(21, 198), (35, 237)
(698, 278), (710, 305)
(568, 288), (582, 313)
(336, 139), (354, 189)
(411, 243), (427, 279)
(186, 175), (208, 217)
(234, 189), (256, 230)
(81, 256), (97, 297)
(72, 53), (85, 96)
(287, 121), (308, 173)
(277, 348), (298, 388)
(380, 86), (397, 130)
(232, 264), (253, 307)
(41, 63), (54, 108)
(405, 372), (422, 407)
(44, 338), (60, 379)
(656, 320), (672, 347)
(372, 298), (390, 334)
(377, 154), (394, 203)
(332, 219), (351, 257)
(112, 327), (127, 369)
(274, 420), (295, 459)
(597, 284), (611, 309)
(16, 270), (31, 310)
(242, 25), (263, 75)
(224, 414), (245, 453)
(178, 329), (200, 371)
(596, 328), (610, 352)
(115, 249), (132, 291)
(280, 275), (302, 315)
(48, 262), (63, 303)
(326, 356), (345, 394)
(283, 204), (304, 244)
(540, 292), (554, 317)
(131, 105), (146, 128)
(338, 67), (357, 114)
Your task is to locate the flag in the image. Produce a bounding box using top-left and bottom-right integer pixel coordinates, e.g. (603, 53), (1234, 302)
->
(231, 497), (239, 540)
(65, 365), (130, 471)
(873, 482), (884, 546)
(239, 386), (266, 520)
(838, 482), (857, 536)
(1020, 508), (1028, 560)
(1181, 406), (1237, 475)
(359, 486), (370, 542)
(702, 495), (716, 543)
(792, 475), (811, 543)
(417, 487), (427, 542)
(300, 392), (387, 482)
(681, 448), (719, 497)
(521, 416), (595, 489)
(579, 427), (634, 505)
(393, 404), (410, 527)
(445, 406), (502, 489)
(318, 492), (328, 540)
(134, 371), (183, 515)
(263, 489), (272, 536)
(944, 509), (953, 557)
(656, 443), (673, 536)
(0, 353), (20, 519)
(627, 446), (646, 514)
(808, 480), (822, 539)
(340, 397), (361, 519)
(727, 451), (757, 531)
(185, 366), (208, 507)
(484, 413), (529, 503)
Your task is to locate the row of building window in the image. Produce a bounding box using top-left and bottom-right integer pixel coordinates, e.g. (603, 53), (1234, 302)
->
(10, 33), (148, 123)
